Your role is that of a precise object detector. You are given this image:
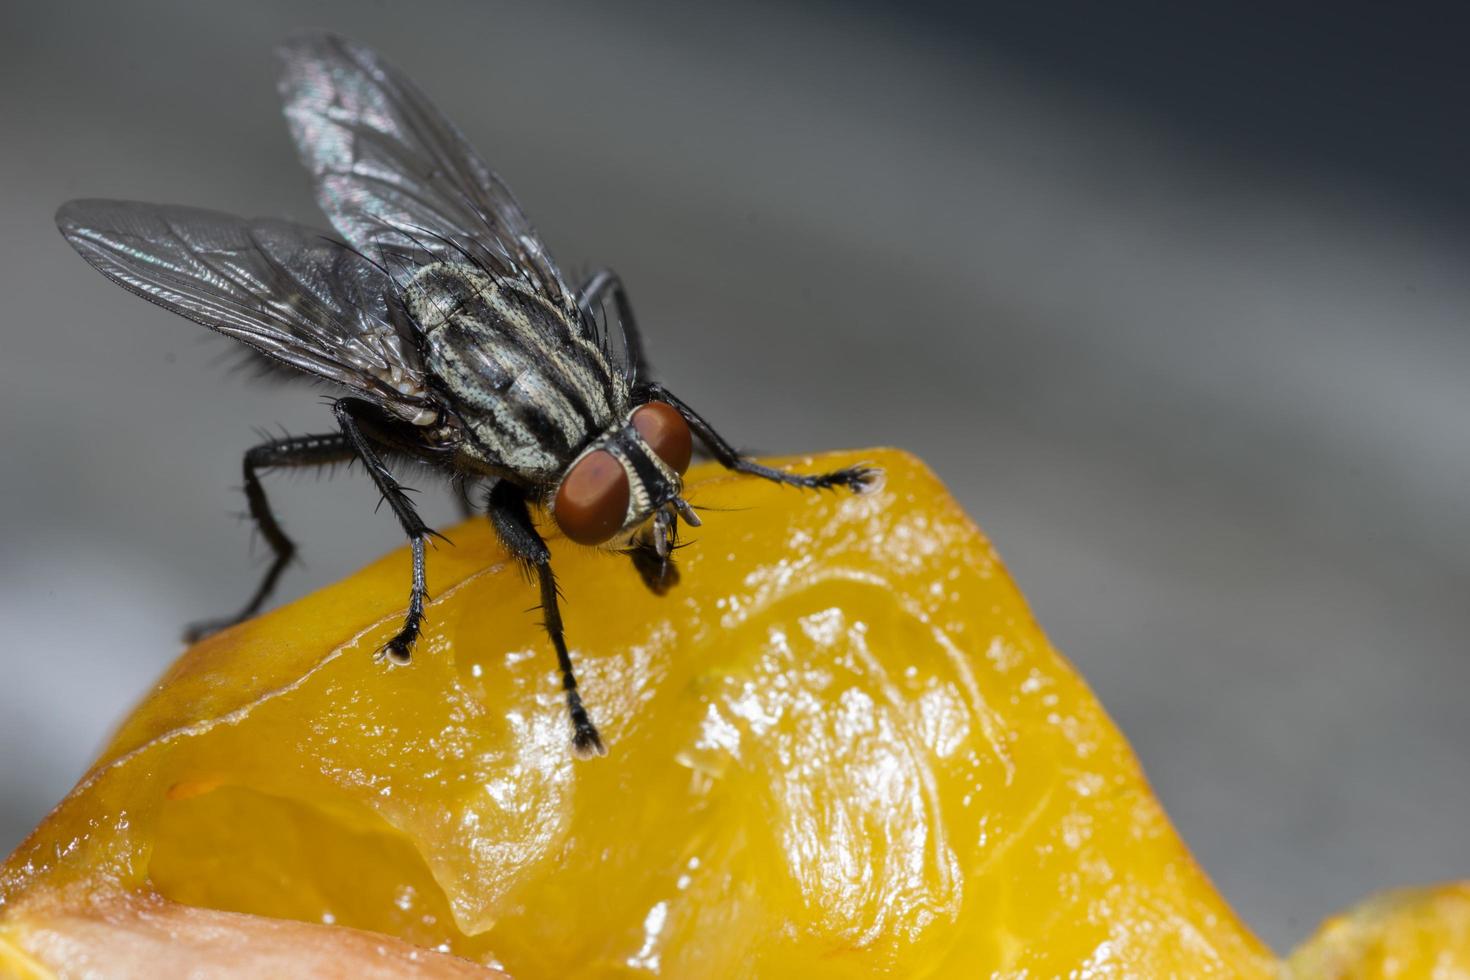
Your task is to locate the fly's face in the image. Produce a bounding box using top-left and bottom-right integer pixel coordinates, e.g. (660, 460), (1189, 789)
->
(551, 401), (698, 555)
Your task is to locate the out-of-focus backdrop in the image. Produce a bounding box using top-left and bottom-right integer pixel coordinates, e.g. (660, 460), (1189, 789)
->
(2, 0), (1467, 952)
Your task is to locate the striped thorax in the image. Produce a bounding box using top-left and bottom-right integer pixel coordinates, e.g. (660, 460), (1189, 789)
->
(408, 263), (625, 483)
(406, 262), (696, 553)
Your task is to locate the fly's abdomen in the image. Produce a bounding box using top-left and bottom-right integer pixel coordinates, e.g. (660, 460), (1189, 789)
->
(409, 264), (623, 482)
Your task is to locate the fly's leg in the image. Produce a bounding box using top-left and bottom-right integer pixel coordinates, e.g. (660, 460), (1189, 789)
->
(334, 398), (437, 666)
(183, 432), (354, 643)
(576, 268), (649, 381)
(488, 480), (605, 758)
(635, 382), (882, 493)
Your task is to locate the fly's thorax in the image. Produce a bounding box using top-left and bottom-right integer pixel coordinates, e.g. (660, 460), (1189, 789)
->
(404, 262), (627, 484)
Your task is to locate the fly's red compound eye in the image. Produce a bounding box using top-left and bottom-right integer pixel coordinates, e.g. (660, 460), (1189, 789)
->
(632, 401), (692, 475)
(554, 449), (630, 545)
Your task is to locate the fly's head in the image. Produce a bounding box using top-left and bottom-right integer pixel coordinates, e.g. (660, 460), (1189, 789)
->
(551, 401), (698, 556)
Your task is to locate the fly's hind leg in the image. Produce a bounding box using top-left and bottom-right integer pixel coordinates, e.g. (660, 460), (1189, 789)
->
(487, 480), (605, 758)
(183, 432), (354, 643)
(634, 382), (883, 493)
(334, 398), (438, 666)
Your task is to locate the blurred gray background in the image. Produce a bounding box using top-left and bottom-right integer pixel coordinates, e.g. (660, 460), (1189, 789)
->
(2, 0), (1467, 953)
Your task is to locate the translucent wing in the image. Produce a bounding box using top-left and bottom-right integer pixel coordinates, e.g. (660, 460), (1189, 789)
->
(276, 32), (576, 316)
(56, 199), (433, 416)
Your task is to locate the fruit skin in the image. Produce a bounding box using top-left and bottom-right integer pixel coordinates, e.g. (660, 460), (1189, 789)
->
(1, 448), (1279, 975)
(0, 885), (503, 978)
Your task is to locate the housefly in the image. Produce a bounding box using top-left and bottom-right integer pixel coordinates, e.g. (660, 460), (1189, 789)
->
(56, 33), (878, 757)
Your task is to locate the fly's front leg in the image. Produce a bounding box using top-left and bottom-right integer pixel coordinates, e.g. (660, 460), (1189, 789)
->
(184, 432), (354, 643)
(488, 481), (605, 758)
(577, 267), (649, 382)
(636, 382), (882, 493)
(334, 398), (435, 666)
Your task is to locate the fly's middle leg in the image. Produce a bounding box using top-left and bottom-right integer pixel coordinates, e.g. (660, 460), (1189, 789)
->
(334, 398), (437, 665)
(183, 431), (354, 643)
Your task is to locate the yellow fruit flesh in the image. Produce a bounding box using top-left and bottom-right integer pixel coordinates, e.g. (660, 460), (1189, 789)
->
(0, 449), (1298, 974)
(1285, 883), (1470, 979)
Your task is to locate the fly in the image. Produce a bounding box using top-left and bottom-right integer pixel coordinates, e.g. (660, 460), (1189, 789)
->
(56, 32), (879, 757)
